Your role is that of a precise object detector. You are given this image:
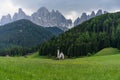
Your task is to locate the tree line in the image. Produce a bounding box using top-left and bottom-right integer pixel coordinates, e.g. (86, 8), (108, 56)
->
(39, 12), (120, 57)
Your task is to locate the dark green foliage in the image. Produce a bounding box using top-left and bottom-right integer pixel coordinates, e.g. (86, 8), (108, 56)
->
(46, 27), (64, 36)
(39, 12), (120, 57)
(0, 19), (54, 48)
(0, 19), (63, 56)
(0, 47), (31, 56)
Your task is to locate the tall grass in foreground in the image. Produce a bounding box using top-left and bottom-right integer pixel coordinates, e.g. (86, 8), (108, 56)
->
(0, 54), (120, 80)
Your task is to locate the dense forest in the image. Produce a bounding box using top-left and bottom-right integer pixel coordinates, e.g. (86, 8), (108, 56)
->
(39, 12), (120, 57)
(0, 19), (63, 56)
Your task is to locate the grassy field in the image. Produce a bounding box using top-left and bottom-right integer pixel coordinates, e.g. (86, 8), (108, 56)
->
(0, 48), (120, 80)
(95, 48), (120, 56)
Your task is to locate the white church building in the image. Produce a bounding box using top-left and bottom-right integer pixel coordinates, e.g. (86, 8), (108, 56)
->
(57, 49), (64, 60)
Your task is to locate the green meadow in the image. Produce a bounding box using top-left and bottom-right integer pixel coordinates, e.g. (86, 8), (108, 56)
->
(0, 48), (120, 80)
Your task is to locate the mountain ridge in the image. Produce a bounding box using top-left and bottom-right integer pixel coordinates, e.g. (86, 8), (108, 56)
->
(39, 11), (120, 57)
(0, 7), (72, 31)
(74, 9), (108, 26)
(0, 19), (63, 50)
(0, 7), (108, 30)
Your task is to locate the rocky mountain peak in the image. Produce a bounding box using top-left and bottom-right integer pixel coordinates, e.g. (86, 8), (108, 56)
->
(35, 7), (50, 19)
(51, 10), (55, 13)
(13, 8), (30, 21)
(74, 13), (88, 26)
(56, 10), (61, 14)
(37, 7), (50, 14)
(74, 9), (108, 26)
(90, 11), (95, 18)
(104, 11), (108, 14)
(81, 13), (88, 20)
(7, 14), (11, 18)
(74, 17), (81, 26)
(38, 7), (49, 11)
(31, 7), (72, 31)
(0, 14), (12, 25)
(18, 8), (25, 15)
(96, 9), (103, 16)
(0, 7), (72, 31)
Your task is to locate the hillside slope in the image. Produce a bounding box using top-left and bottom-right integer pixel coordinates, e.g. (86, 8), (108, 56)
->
(0, 19), (63, 50)
(39, 12), (120, 57)
(46, 27), (64, 36)
(95, 48), (120, 56)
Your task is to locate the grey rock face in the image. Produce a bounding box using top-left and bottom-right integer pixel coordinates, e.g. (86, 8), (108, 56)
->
(31, 7), (72, 30)
(0, 7), (72, 31)
(74, 9), (108, 26)
(96, 9), (103, 16)
(80, 13), (88, 23)
(74, 13), (88, 26)
(74, 17), (81, 27)
(13, 8), (30, 21)
(104, 11), (108, 14)
(1, 14), (12, 25)
(89, 11), (95, 19)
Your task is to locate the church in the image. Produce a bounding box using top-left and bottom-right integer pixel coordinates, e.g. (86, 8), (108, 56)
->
(57, 49), (64, 60)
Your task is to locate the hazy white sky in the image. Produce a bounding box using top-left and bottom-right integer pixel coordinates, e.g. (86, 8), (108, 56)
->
(0, 0), (120, 21)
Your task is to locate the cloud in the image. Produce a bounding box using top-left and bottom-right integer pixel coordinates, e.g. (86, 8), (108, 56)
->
(0, 0), (18, 17)
(0, 0), (120, 20)
(11, 0), (120, 15)
(11, 0), (45, 12)
(65, 11), (79, 21)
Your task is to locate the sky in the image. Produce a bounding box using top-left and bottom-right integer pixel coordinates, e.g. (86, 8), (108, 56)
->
(0, 0), (120, 21)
